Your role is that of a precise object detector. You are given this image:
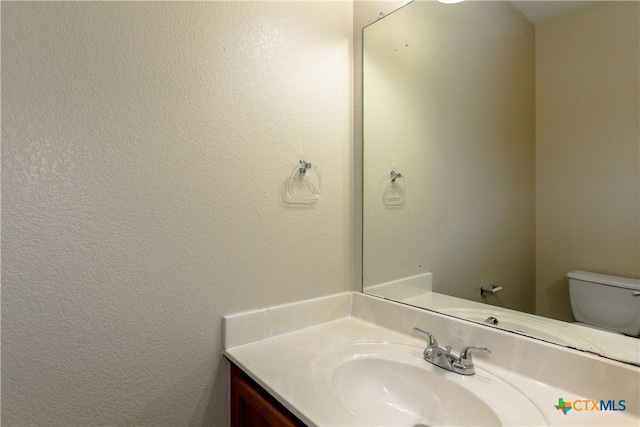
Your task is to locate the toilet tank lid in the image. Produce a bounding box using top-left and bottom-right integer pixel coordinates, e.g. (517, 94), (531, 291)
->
(568, 270), (640, 291)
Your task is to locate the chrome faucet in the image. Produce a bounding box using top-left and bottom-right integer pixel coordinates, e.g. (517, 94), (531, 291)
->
(413, 327), (491, 375)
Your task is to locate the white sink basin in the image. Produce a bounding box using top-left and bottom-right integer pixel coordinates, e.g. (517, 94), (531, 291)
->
(313, 341), (546, 427)
(332, 357), (500, 426)
(440, 307), (603, 353)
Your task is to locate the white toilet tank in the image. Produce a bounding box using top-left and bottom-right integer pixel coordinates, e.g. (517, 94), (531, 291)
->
(568, 270), (640, 337)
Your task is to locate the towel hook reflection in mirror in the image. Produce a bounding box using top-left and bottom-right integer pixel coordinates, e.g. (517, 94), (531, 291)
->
(383, 170), (404, 206)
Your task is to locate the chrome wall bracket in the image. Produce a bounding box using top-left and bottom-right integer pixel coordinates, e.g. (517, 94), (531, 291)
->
(480, 282), (504, 296)
(299, 160), (312, 174)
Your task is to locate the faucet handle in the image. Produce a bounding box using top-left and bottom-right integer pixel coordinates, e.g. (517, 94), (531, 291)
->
(413, 327), (438, 348)
(459, 346), (491, 366)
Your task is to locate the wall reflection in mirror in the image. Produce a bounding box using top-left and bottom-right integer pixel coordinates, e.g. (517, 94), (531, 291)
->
(362, 0), (639, 364)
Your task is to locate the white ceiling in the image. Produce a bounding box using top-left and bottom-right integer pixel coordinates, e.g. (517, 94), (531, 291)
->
(510, 1), (601, 25)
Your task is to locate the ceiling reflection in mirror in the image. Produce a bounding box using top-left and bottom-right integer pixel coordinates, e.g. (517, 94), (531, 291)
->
(362, 0), (639, 364)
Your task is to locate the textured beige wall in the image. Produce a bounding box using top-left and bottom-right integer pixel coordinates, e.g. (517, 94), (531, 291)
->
(1, 2), (353, 425)
(535, 1), (640, 321)
(361, 1), (536, 312)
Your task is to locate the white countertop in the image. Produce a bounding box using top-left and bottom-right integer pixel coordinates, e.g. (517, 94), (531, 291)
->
(224, 292), (640, 427)
(398, 291), (640, 365)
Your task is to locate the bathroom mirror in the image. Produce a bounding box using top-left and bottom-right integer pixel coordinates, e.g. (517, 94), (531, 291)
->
(362, 0), (639, 364)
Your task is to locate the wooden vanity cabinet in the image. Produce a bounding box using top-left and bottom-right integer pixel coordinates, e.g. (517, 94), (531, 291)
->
(230, 362), (306, 427)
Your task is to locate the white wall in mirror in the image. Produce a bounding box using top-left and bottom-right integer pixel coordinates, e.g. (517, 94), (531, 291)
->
(361, 0), (639, 365)
(363, 0), (537, 311)
(535, 1), (639, 321)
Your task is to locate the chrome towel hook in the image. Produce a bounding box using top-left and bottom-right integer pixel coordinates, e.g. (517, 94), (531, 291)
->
(282, 160), (321, 205)
(299, 160), (312, 175)
(383, 170), (405, 206)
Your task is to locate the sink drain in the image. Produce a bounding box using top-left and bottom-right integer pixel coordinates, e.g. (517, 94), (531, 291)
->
(413, 424), (430, 427)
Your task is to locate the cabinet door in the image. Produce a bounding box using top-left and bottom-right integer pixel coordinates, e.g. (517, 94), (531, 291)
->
(230, 362), (306, 427)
